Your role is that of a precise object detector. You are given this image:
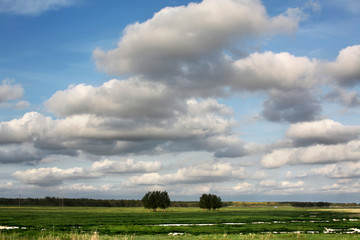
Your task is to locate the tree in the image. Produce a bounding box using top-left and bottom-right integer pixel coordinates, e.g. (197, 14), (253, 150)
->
(158, 191), (171, 210)
(199, 193), (222, 210)
(141, 191), (171, 212)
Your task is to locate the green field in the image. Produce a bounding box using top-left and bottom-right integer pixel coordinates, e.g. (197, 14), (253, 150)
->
(1, 206), (360, 239)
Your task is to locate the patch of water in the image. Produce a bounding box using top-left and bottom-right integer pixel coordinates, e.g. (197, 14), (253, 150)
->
(168, 232), (184, 236)
(0, 226), (19, 230)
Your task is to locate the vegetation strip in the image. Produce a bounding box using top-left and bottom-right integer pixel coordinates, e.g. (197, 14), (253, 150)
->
(0, 205), (360, 238)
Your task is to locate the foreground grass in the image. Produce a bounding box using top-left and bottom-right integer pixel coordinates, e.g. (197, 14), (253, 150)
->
(2, 232), (360, 240)
(1, 206), (360, 238)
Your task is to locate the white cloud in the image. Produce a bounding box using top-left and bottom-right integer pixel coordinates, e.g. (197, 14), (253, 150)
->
(0, 143), (47, 164)
(325, 87), (360, 107)
(286, 119), (360, 146)
(127, 161), (249, 186)
(259, 179), (277, 187)
(231, 180), (305, 195)
(261, 89), (321, 123)
(14, 101), (30, 109)
(326, 45), (360, 86)
(232, 182), (254, 193)
(257, 179), (305, 195)
(231, 51), (318, 91)
(91, 159), (161, 174)
(300, 162), (360, 179)
(94, 0), (304, 84)
(261, 140), (360, 168)
(304, 0), (321, 12)
(320, 180), (360, 194)
(0, 91), (243, 161)
(0, 181), (13, 190)
(45, 78), (177, 119)
(0, 0), (81, 16)
(169, 184), (213, 197)
(58, 183), (99, 192)
(0, 79), (24, 104)
(12, 159), (161, 186)
(0, 112), (53, 144)
(12, 166), (97, 186)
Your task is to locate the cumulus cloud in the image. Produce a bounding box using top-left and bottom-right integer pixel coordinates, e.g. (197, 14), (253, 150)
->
(0, 181), (14, 190)
(298, 162), (360, 179)
(127, 161), (250, 186)
(319, 180), (360, 195)
(92, 0), (309, 101)
(259, 179), (304, 189)
(0, 79), (24, 104)
(325, 87), (360, 107)
(231, 179), (305, 195)
(258, 179), (305, 195)
(233, 182), (254, 192)
(94, 0), (303, 77)
(0, 0), (81, 16)
(261, 140), (360, 168)
(231, 51), (318, 91)
(14, 101), (30, 109)
(326, 45), (360, 86)
(45, 78), (179, 119)
(0, 143), (47, 164)
(260, 119), (360, 169)
(261, 89), (321, 123)
(0, 112), (52, 144)
(12, 159), (161, 186)
(12, 166), (97, 186)
(91, 159), (161, 174)
(0, 90), (242, 162)
(57, 183), (99, 192)
(287, 119), (360, 146)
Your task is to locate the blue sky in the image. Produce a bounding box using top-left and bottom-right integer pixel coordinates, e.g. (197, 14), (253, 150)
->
(0, 0), (360, 202)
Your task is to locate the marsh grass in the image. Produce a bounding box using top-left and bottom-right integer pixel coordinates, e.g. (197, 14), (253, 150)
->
(0, 206), (359, 239)
(2, 232), (360, 240)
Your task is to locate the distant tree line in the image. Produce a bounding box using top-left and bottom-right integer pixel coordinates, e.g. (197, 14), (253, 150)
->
(288, 202), (331, 208)
(0, 197), (341, 208)
(0, 197), (232, 208)
(0, 197), (143, 207)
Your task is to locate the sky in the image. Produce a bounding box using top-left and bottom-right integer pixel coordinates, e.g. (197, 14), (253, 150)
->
(0, 0), (360, 202)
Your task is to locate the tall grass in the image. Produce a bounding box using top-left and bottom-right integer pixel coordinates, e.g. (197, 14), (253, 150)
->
(2, 232), (360, 240)
(1, 206), (360, 239)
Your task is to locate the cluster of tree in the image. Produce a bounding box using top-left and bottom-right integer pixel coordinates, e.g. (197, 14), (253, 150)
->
(141, 191), (171, 211)
(199, 193), (222, 210)
(0, 197), (143, 207)
(289, 202), (331, 208)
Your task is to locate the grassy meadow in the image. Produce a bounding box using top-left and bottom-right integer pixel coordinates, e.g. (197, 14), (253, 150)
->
(1, 206), (360, 239)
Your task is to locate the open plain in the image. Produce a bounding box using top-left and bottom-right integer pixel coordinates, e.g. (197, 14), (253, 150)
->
(1, 206), (360, 239)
